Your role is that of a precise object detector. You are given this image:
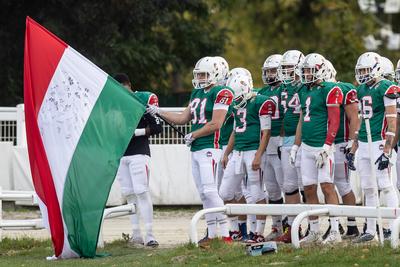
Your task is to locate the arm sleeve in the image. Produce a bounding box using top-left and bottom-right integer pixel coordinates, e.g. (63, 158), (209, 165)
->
(345, 89), (358, 105)
(326, 86), (344, 106)
(259, 99), (276, 116)
(325, 106), (340, 146)
(144, 113), (163, 136)
(384, 85), (398, 100)
(214, 89), (234, 110)
(147, 93), (159, 107)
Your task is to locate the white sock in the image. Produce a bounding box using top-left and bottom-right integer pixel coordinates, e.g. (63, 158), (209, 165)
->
(310, 219), (320, 233)
(271, 215), (282, 230)
(288, 216), (295, 226)
(364, 188), (377, 235)
(381, 186), (399, 231)
(206, 217), (217, 238)
(136, 191), (155, 242)
(217, 215), (230, 237)
(248, 214), (257, 233)
(126, 194), (142, 238)
(230, 216), (239, 231)
(330, 217), (339, 233)
(256, 219), (266, 235)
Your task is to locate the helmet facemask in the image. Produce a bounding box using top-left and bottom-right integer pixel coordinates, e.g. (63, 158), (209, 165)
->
(192, 71), (213, 89)
(262, 67), (280, 85)
(355, 67), (374, 84)
(278, 65), (296, 84)
(301, 65), (325, 84)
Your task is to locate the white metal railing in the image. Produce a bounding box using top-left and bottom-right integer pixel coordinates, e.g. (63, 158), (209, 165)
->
(190, 204), (400, 249)
(0, 105), (189, 146)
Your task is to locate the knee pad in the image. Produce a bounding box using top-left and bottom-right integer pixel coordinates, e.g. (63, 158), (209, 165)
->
(334, 178), (352, 197)
(269, 198), (284, 204)
(218, 184), (235, 202)
(248, 181), (265, 203)
(126, 194), (136, 204)
(364, 188), (378, 207)
(234, 191), (243, 202)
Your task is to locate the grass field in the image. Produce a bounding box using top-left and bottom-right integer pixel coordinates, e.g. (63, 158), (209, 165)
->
(1, 237), (400, 267)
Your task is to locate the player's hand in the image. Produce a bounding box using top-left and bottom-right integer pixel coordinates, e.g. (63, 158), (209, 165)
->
(315, 144), (331, 169)
(345, 152), (356, 171)
(277, 146), (282, 160)
(221, 154), (229, 169)
(146, 104), (160, 116)
(252, 152), (262, 171)
(344, 140), (353, 155)
(289, 145), (299, 167)
(184, 133), (195, 147)
(375, 152), (390, 170)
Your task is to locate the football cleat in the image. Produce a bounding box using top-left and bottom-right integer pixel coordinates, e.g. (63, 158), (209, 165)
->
(321, 231), (342, 245)
(352, 232), (376, 243)
(265, 227), (282, 241)
(299, 231), (320, 246)
(145, 240), (159, 248)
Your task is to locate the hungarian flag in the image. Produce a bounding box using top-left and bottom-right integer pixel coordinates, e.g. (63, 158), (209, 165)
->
(24, 17), (145, 258)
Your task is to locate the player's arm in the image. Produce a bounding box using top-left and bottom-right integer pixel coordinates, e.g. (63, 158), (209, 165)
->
(325, 87), (343, 147)
(158, 106), (192, 125)
(191, 89), (234, 139)
(383, 86), (398, 154)
(393, 116), (400, 149)
(252, 99), (275, 170)
(294, 112), (302, 146)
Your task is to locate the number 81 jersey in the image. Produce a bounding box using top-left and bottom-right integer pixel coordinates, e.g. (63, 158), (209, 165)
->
(189, 85), (234, 152)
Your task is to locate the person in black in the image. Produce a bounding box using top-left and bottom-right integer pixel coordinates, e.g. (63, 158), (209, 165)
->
(114, 73), (162, 248)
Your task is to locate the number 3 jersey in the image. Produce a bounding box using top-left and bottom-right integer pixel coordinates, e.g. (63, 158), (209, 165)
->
(189, 85), (234, 152)
(298, 81), (343, 147)
(357, 79), (398, 142)
(233, 94), (276, 151)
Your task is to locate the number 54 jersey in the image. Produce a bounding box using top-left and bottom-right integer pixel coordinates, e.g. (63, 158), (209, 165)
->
(189, 85), (234, 152)
(298, 81), (343, 148)
(357, 79), (398, 142)
(233, 94), (276, 151)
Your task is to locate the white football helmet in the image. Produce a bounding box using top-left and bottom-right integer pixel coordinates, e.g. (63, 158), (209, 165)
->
(355, 52), (382, 84)
(300, 53), (327, 84)
(380, 56), (394, 81)
(226, 67), (253, 88)
(396, 59), (400, 83)
(278, 50), (304, 84)
(262, 54), (282, 85)
(226, 74), (252, 109)
(324, 60), (337, 82)
(214, 56), (230, 85)
(192, 56), (220, 89)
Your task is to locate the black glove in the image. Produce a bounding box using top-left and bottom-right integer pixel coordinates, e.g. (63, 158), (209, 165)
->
(375, 153), (390, 171)
(277, 146), (281, 160)
(345, 152), (356, 171)
(394, 145), (398, 153)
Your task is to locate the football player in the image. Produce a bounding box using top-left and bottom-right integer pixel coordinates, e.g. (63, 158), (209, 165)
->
(147, 57), (234, 247)
(114, 73), (162, 248)
(258, 54), (285, 241)
(348, 52), (399, 243)
(274, 50), (305, 243)
(219, 74), (276, 243)
(293, 53), (344, 245)
(323, 60), (360, 239)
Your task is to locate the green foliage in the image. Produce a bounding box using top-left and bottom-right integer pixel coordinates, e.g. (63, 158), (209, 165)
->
(0, 0), (227, 106)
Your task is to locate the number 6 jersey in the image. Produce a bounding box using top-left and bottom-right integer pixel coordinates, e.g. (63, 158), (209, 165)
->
(357, 79), (398, 142)
(189, 85), (234, 152)
(298, 81), (343, 147)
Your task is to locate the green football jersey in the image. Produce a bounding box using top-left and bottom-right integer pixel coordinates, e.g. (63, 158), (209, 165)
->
(189, 85), (234, 152)
(298, 81), (343, 147)
(134, 91), (159, 106)
(258, 84), (283, 136)
(358, 79), (398, 142)
(335, 82), (358, 144)
(281, 82), (302, 137)
(233, 95), (276, 151)
(220, 108), (234, 146)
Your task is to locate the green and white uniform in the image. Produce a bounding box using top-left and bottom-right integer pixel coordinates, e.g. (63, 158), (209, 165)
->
(280, 82), (303, 194)
(356, 79), (399, 237)
(298, 81), (343, 186)
(356, 79), (398, 190)
(219, 94), (276, 203)
(188, 85), (234, 238)
(258, 84), (284, 202)
(333, 82), (358, 197)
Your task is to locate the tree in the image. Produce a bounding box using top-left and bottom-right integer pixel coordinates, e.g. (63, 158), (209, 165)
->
(0, 0), (227, 106)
